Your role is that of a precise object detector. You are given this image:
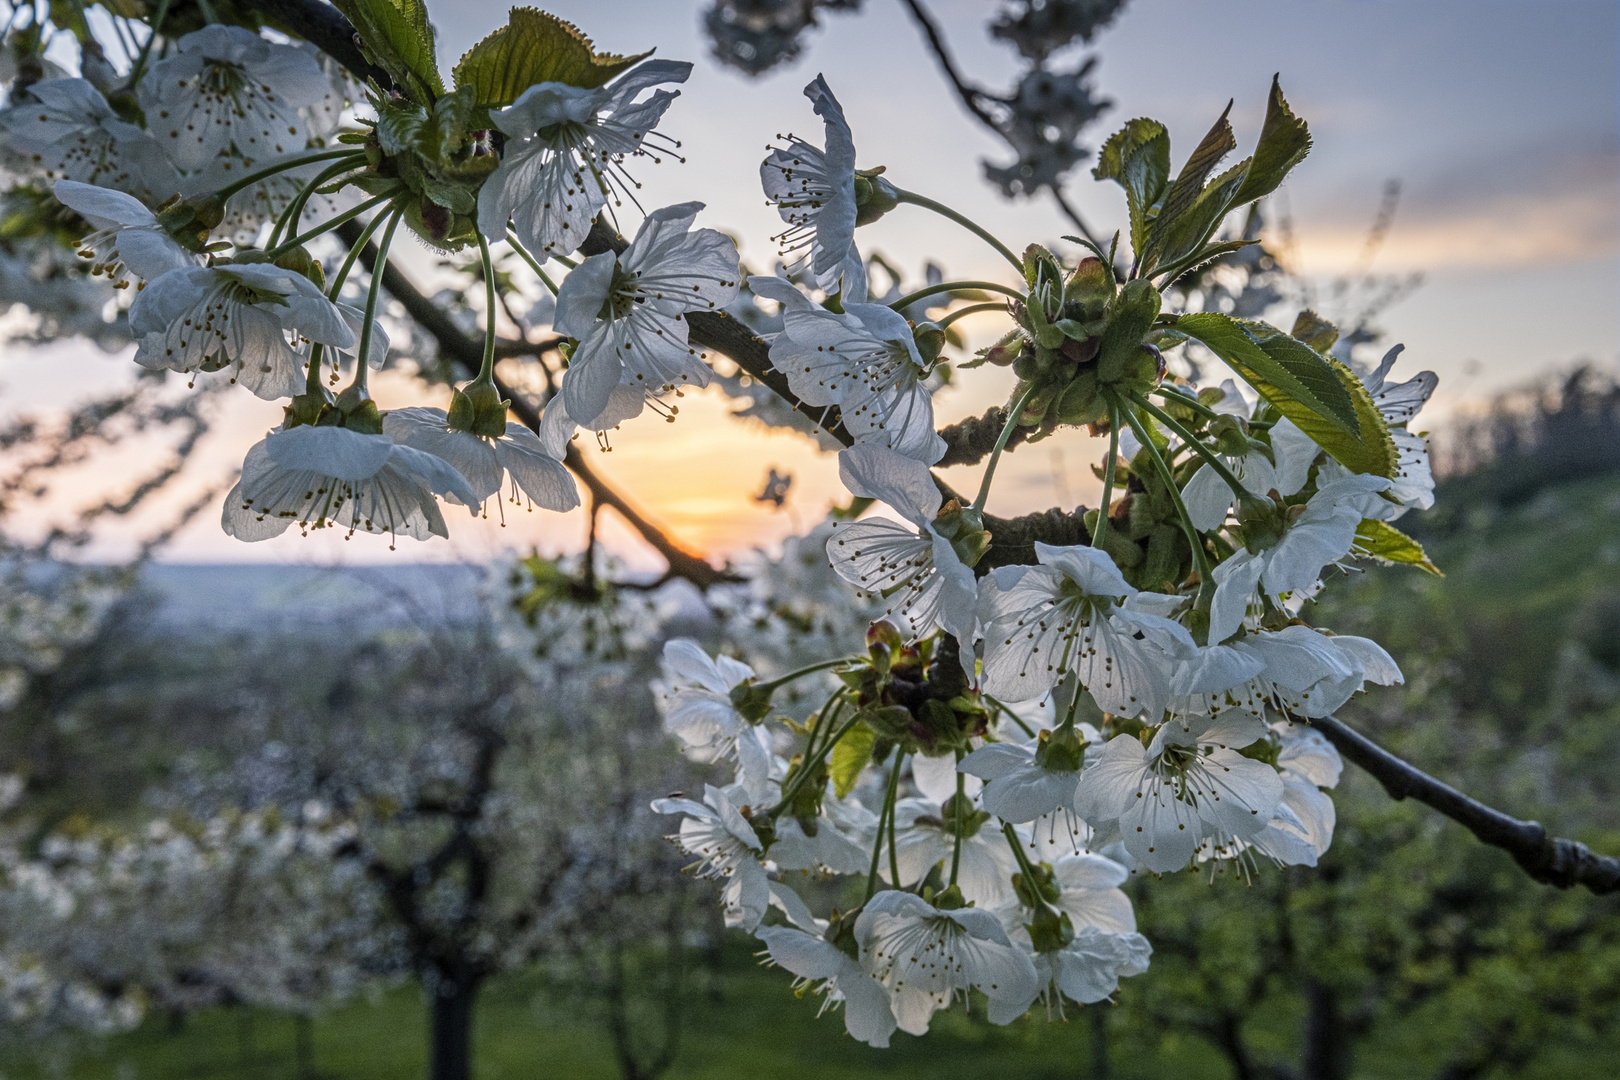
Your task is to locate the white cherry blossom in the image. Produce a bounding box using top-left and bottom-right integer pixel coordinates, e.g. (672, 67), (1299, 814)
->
(1072, 713), (1285, 873)
(1245, 722), (1345, 867)
(1182, 413), (1319, 531)
(1324, 344), (1437, 519)
(978, 543), (1194, 716)
(652, 640), (775, 803)
(553, 202), (739, 425)
(854, 890), (1038, 1036)
(136, 26), (327, 173)
(761, 75), (865, 298)
(382, 407), (579, 515)
(222, 425), (478, 544)
(825, 444), (976, 645)
(886, 796), (1019, 907)
(129, 263), (352, 400)
(0, 78), (178, 202)
(754, 925), (897, 1047)
(751, 275), (944, 463)
(52, 180), (196, 287)
(479, 60), (692, 257)
(651, 784), (810, 930)
(959, 738), (1082, 826)
(1208, 473), (1394, 644)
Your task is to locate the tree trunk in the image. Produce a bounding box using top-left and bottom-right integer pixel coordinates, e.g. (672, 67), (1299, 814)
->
(1089, 1007), (1110, 1078)
(1303, 978), (1349, 1080)
(429, 979), (480, 1080)
(295, 1013), (316, 1080)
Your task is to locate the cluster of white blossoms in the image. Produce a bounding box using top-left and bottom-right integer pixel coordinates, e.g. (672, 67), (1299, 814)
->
(20, 4), (1443, 1044)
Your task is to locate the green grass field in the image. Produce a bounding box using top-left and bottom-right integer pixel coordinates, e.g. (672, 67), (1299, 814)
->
(1, 959), (1237, 1080)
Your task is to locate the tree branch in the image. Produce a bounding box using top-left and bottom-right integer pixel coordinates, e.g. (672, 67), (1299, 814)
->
(334, 219), (734, 589)
(1309, 714), (1620, 895)
(936, 406), (1031, 468)
(245, 0), (393, 87)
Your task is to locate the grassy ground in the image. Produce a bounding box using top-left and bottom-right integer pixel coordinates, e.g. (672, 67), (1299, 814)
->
(1, 959), (1232, 1080)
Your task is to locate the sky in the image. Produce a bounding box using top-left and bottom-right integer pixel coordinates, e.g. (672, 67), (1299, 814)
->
(4, 0), (1616, 570)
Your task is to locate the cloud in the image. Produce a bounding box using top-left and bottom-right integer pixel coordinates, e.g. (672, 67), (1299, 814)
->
(1290, 140), (1619, 272)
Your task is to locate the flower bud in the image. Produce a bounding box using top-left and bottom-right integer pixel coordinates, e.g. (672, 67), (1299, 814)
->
(1056, 370), (1105, 427)
(274, 245), (324, 290)
(1033, 723), (1086, 772)
(867, 620), (905, 664)
(912, 320), (946, 365)
(1026, 901), (1075, 954)
(932, 500), (991, 568)
(1209, 414), (1251, 457)
(853, 169), (900, 226)
(939, 791), (989, 838)
(1064, 255), (1115, 312)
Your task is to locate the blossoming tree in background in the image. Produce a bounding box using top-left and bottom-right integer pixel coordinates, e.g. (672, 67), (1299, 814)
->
(1, 1), (1617, 1076)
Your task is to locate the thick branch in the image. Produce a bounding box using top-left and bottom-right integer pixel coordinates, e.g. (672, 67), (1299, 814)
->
(334, 220), (733, 589)
(246, 0), (393, 87)
(937, 406), (1030, 468)
(1310, 714), (1620, 895)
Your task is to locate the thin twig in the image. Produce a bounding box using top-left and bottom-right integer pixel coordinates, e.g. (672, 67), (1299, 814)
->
(1309, 714), (1620, 895)
(896, 0), (1004, 130)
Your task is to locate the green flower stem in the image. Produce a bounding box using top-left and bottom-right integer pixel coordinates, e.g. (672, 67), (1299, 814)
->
(352, 208), (403, 394)
(268, 157), (367, 250)
(505, 233), (561, 297)
(304, 344), (325, 395)
(1150, 385), (1223, 423)
(1002, 820), (1040, 881)
(936, 302), (1008, 329)
(325, 207), (392, 300)
(985, 695), (1037, 738)
(127, 0), (172, 88)
(767, 692), (863, 819)
(1130, 390), (1249, 500)
(1093, 400), (1121, 551)
(887, 752), (903, 890)
(552, 253), (578, 269)
(894, 188), (1024, 273)
(266, 193), (393, 259)
(972, 381), (1038, 514)
(889, 279), (1025, 312)
(1113, 391), (1214, 594)
(754, 657), (853, 695)
(865, 749), (905, 901)
(948, 766), (966, 888)
(476, 231), (498, 383)
(212, 148), (362, 202)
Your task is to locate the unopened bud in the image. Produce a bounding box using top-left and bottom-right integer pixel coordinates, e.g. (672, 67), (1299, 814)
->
(867, 620), (905, 665)
(274, 245), (324, 289)
(931, 500), (991, 568)
(1209, 414), (1250, 457)
(853, 169), (900, 226)
(1064, 255), (1115, 311)
(912, 321), (946, 365)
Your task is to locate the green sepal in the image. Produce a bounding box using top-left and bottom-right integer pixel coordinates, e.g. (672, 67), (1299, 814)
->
(729, 679), (775, 723)
(1096, 279), (1163, 385)
(333, 385), (385, 434)
(1354, 519), (1442, 576)
(332, 0), (446, 104)
(1033, 724), (1086, 772)
(452, 7), (650, 106)
(932, 502), (991, 568)
(1026, 901), (1075, 954)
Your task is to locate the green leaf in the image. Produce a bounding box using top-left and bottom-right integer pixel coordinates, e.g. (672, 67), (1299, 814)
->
(333, 0), (445, 103)
(1290, 309), (1339, 353)
(1177, 312), (1398, 477)
(830, 723), (876, 799)
(1143, 102), (1235, 267)
(1355, 519), (1442, 575)
(1231, 76), (1311, 207)
(453, 8), (651, 106)
(1093, 118), (1170, 260)
(1154, 238), (1256, 286)
(1144, 157), (1249, 273)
